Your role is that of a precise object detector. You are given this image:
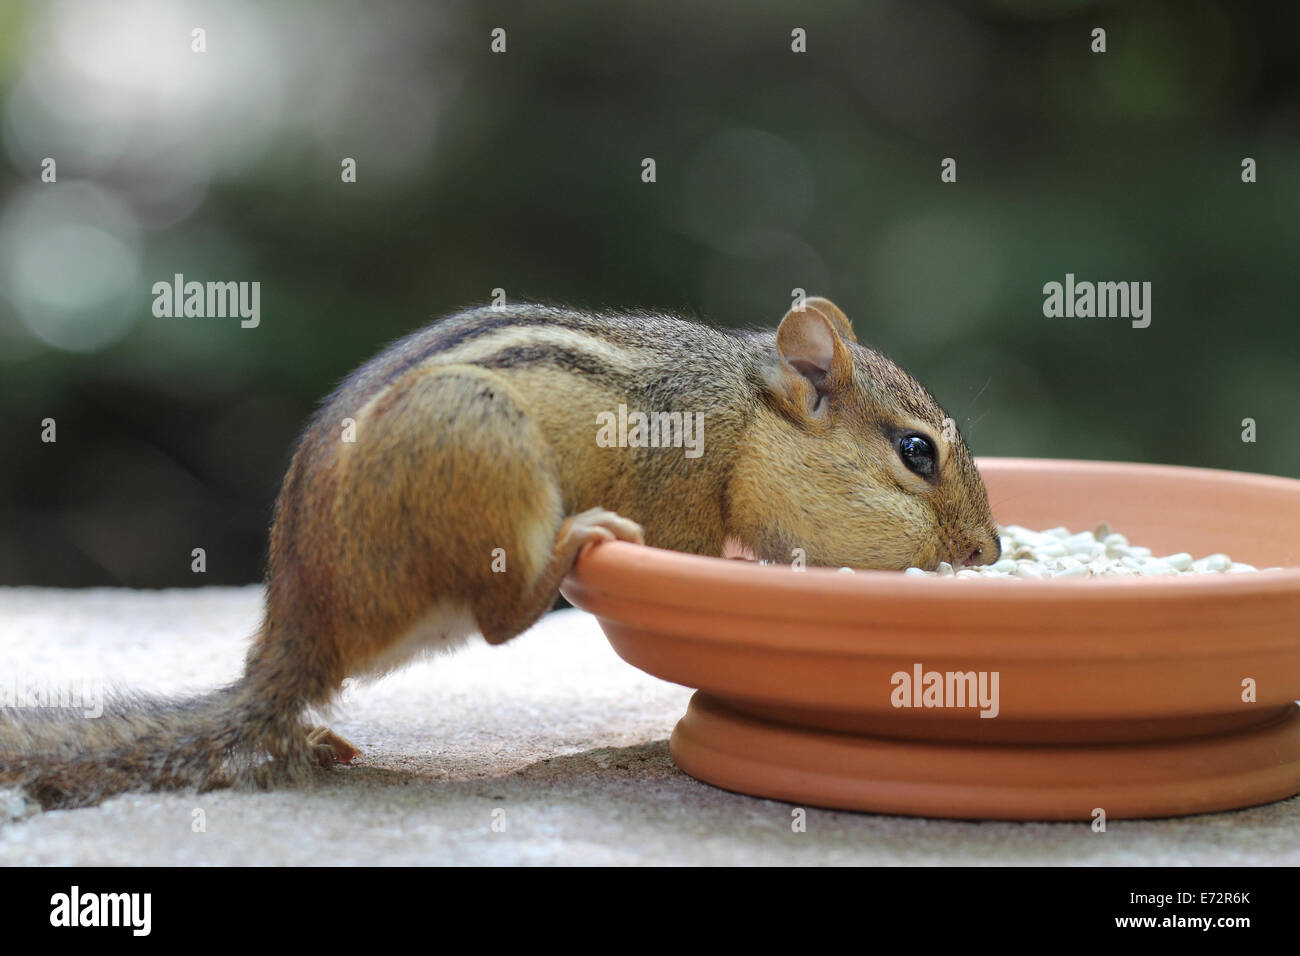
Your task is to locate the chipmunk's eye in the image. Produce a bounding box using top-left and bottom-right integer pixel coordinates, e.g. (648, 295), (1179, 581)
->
(897, 434), (936, 478)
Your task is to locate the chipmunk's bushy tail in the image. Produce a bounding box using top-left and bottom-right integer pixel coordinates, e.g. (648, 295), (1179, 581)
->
(0, 674), (316, 811)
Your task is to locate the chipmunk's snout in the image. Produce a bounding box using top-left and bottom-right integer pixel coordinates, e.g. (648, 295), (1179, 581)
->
(952, 528), (1001, 569)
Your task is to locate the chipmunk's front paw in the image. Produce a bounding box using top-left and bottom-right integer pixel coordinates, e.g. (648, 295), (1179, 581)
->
(307, 726), (361, 767)
(562, 508), (645, 552)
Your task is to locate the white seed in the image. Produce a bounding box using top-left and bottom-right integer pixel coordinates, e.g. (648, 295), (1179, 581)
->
(899, 524), (1271, 581)
(1053, 564), (1091, 579)
(837, 566), (855, 574)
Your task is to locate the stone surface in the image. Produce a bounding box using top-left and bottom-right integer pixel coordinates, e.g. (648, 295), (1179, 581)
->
(2, 586), (1297, 865)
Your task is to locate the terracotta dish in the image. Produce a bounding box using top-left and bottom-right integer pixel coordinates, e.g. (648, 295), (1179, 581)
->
(560, 458), (1300, 820)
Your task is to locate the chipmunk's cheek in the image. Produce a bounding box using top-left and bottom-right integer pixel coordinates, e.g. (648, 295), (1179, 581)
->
(913, 543), (943, 572)
(905, 552), (935, 572)
(882, 512), (937, 570)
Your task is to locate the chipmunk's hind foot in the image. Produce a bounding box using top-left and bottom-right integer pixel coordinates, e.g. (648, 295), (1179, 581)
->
(307, 726), (360, 767)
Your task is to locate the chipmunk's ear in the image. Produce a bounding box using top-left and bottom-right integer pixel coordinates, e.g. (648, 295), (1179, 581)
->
(802, 297), (857, 343)
(774, 300), (856, 420)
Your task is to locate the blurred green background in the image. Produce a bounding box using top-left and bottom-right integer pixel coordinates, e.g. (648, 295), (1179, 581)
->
(0, 0), (1296, 586)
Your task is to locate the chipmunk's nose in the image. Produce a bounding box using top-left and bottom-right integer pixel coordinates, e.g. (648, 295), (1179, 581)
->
(956, 531), (1000, 569)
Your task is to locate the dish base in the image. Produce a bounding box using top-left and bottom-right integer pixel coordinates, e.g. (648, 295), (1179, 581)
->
(670, 692), (1300, 820)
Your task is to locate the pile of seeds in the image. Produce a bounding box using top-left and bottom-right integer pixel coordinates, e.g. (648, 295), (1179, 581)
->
(900, 523), (1283, 579)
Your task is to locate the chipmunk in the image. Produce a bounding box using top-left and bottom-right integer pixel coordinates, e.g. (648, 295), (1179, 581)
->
(0, 296), (998, 810)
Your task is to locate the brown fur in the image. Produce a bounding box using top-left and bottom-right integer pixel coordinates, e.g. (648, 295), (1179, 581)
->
(0, 297), (997, 809)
